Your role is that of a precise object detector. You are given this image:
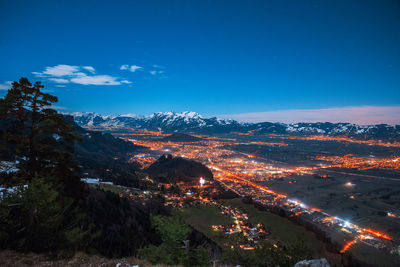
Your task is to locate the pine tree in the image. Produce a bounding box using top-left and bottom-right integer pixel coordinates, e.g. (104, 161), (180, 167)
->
(139, 215), (210, 266)
(1, 77), (85, 198)
(0, 78), (94, 254)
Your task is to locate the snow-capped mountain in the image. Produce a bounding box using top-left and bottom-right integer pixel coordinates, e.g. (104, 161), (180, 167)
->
(69, 111), (241, 132)
(68, 111), (400, 141)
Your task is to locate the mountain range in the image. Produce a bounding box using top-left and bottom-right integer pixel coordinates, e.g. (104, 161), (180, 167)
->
(69, 111), (400, 141)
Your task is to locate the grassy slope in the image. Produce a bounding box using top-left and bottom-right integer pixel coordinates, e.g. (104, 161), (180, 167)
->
(223, 198), (325, 257)
(175, 198), (325, 258)
(174, 204), (234, 247)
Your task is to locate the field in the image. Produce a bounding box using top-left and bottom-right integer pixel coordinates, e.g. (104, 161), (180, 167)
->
(264, 169), (400, 241)
(349, 242), (400, 267)
(86, 183), (126, 195)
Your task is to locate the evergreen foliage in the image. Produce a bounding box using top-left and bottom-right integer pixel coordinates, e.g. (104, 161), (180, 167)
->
(84, 188), (158, 257)
(0, 177), (90, 254)
(139, 215), (210, 266)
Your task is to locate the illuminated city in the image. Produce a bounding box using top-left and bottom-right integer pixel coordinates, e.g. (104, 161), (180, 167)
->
(82, 126), (400, 262)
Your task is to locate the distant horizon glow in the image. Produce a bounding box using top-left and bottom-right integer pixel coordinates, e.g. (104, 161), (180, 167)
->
(220, 106), (400, 125)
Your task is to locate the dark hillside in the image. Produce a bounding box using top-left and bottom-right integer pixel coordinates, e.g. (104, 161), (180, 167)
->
(85, 187), (167, 257)
(64, 116), (143, 187)
(145, 154), (213, 183)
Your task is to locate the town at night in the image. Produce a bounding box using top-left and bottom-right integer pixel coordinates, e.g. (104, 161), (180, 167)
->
(75, 124), (400, 266)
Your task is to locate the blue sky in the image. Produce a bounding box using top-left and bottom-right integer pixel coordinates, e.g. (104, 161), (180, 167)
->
(1, 0), (400, 123)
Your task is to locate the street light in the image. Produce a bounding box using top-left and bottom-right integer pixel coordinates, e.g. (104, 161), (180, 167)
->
(199, 177), (205, 187)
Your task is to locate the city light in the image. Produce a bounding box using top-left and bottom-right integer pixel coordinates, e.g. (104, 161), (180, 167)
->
(199, 177), (205, 187)
(340, 240), (357, 253)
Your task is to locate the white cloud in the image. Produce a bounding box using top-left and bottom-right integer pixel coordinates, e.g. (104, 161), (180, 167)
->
(70, 75), (122, 85)
(48, 78), (69, 84)
(129, 65), (142, 72)
(33, 64), (80, 77)
(120, 64), (142, 72)
(121, 80), (132, 84)
(219, 106), (400, 125)
(82, 66), (95, 73)
(0, 81), (12, 90)
(149, 70), (164, 76)
(32, 64), (131, 86)
(74, 72), (88, 77)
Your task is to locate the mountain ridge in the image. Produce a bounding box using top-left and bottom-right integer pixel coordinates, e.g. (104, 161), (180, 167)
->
(68, 111), (400, 141)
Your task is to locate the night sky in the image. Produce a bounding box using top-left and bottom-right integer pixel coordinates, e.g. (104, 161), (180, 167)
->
(1, 0), (399, 124)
